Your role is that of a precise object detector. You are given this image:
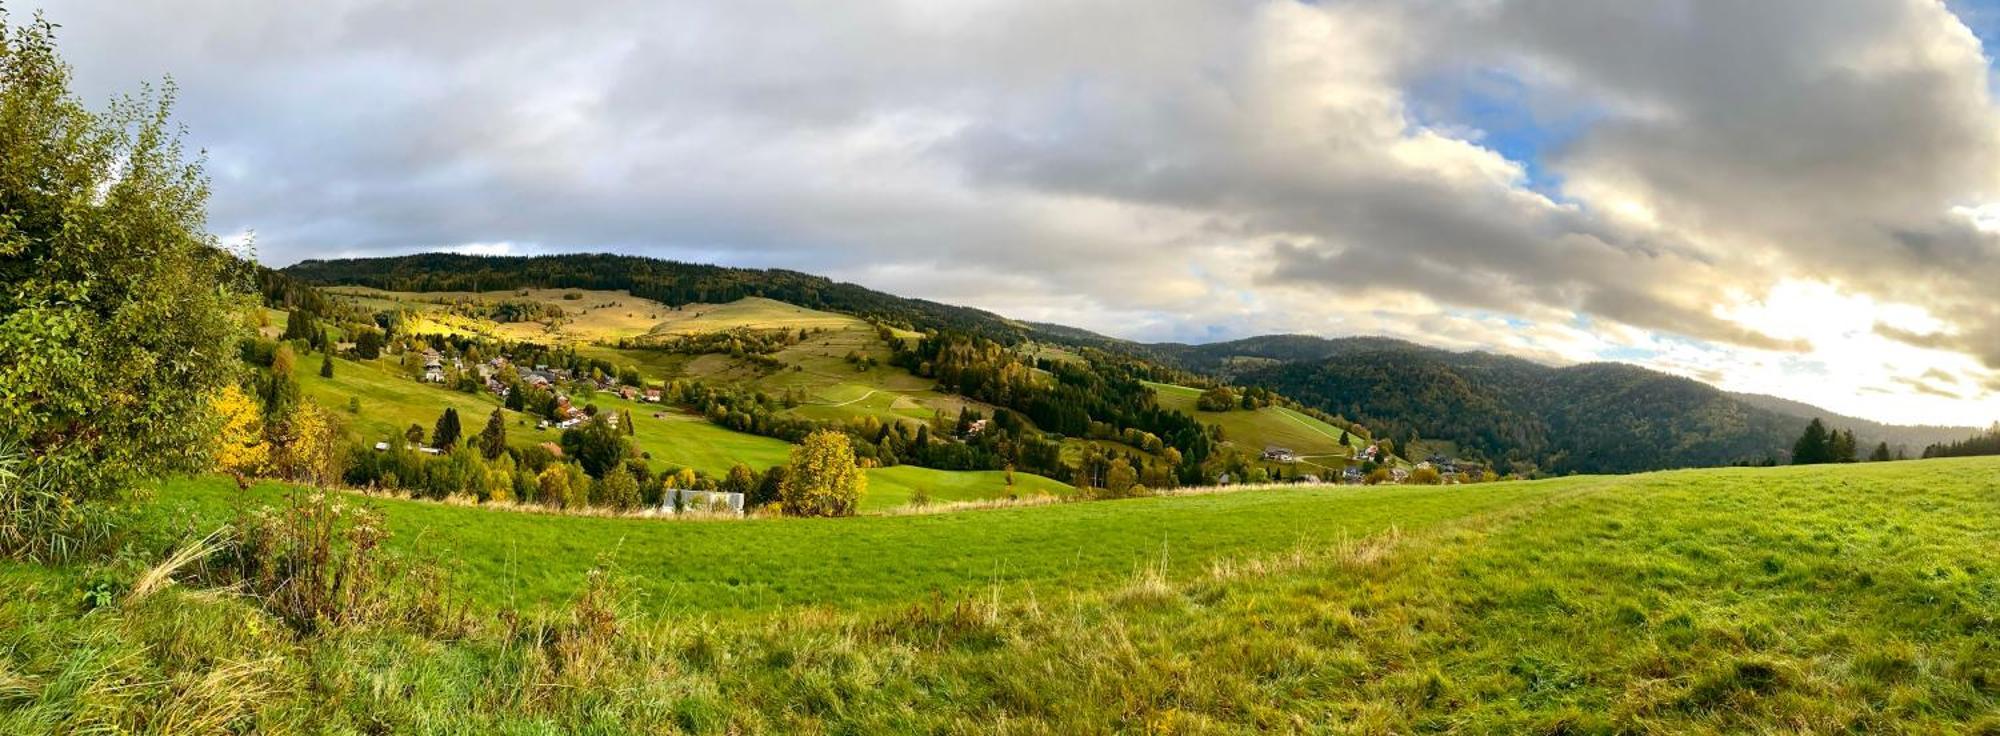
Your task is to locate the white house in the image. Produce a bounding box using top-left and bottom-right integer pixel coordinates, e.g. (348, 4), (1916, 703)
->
(662, 489), (745, 515)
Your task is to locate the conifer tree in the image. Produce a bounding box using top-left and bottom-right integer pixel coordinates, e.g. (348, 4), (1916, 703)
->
(478, 408), (508, 460)
(433, 408), (462, 450)
(1792, 418), (1829, 464)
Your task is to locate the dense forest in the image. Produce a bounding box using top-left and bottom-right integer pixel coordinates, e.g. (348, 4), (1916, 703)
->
(1920, 425), (2000, 458)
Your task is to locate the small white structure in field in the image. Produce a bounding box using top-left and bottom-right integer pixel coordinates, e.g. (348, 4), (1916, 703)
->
(662, 489), (745, 515)
(373, 441), (390, 452)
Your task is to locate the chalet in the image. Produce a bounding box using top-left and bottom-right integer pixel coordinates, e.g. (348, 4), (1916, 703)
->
(965, 418), (991, 437)
(1342, 467), (1364, 483)
(643, 388), (663, 403)
(422, 366), (445, 383)
(1261, 445), (1297, 463)
(618, 386), (639, 401)
(1390, 468), (1410, 483)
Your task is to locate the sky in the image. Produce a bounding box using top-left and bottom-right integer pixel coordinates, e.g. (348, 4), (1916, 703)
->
(33, 0), (2000, 427)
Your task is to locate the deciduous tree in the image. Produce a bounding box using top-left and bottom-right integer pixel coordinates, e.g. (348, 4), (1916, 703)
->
(780, 430), (866, 516)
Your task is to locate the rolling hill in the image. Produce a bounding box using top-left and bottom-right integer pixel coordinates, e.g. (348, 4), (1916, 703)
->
(283, 253), (1976, 478)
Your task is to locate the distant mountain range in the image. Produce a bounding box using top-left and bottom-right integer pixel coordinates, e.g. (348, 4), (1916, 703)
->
(283, 253), (1981, 476)
(1140, 334), (1977, 474)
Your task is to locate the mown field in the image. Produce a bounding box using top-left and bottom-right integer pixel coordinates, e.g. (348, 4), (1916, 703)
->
(3, 458), (1994, 733)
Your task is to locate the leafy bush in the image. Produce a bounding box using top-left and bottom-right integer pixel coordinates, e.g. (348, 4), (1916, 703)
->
(0, 14), (243, 559)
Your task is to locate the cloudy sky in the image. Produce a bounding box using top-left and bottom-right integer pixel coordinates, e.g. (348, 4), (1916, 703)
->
(38, 0), (2000, 426)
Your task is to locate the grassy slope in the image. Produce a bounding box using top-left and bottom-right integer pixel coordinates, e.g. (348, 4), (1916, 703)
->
(140, 473), (1544, 614)
(288, 350), (1068, 510)
(4, 458), (1995, 732)
(1148, 381), (1374, 471)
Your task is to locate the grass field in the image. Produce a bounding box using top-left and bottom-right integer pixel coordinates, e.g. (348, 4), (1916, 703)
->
(4, 458), (1996, 732)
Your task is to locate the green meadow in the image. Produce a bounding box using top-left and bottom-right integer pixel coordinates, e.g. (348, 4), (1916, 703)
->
(1148, 381), (1375, 471)
(4, 458), (1995, 732)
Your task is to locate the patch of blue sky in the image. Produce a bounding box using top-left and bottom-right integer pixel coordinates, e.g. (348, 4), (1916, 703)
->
(1949, 0), (2000, 57)
(1403, 64), (1604, 200)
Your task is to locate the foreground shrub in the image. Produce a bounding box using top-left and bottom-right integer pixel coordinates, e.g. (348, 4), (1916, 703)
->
(0, 13), (244, 560)
(217, 491), (387, 634)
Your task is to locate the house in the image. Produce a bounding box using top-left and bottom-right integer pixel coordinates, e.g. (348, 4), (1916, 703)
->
(643, 388), (662, 403)
(1261, 445), (1297, 463)
(661, 489), (746, 515)
(965, 418), (991, 437)
(618, 386), (638, 401)
(1342, 467), (1365, 483)
(422, 366), (445, 383)
(373, 441), (390, 452)
(1390, 468), (1410, 483)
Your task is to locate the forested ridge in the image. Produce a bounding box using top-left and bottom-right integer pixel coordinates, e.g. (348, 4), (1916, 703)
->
(284, 253), (1042, 345)
(1231, 342), (1806, 474)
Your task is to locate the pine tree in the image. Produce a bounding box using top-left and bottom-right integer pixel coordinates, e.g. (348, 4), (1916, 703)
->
(1792, 419), (1829, 464)
(319, 353), (334, 378)
(1868, 441), (1892, 462)
(478, 408), (508, 460)
(433, 408), (462, 450)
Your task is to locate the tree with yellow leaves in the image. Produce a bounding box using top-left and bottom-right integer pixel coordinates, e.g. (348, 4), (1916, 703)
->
(780, 430), (866, 517)
(269, 401), (345, 486)
(210, 385), (269, 479)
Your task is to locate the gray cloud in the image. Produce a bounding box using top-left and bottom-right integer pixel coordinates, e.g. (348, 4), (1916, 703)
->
(32, 0), (2000, 401)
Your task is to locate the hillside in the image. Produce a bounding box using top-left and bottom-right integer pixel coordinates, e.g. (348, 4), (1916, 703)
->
(284, 253), (1052, 346)
(1154, 334), (1974, 471)
(1235, 340), (1805, 474)
(8, 458), (1995, 731)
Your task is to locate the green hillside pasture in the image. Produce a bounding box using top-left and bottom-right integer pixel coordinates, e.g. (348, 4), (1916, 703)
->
(138, 473), (1550, 615)
(291, 352), (528, 448)
(8, 458), (1997, 731)
(325, 286), (676, 343)
(864, 465), (1073, 508)
(645, 296), (862, 336)
(1149, 381), (1370, 471)
(574, 393), (1064, 510)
